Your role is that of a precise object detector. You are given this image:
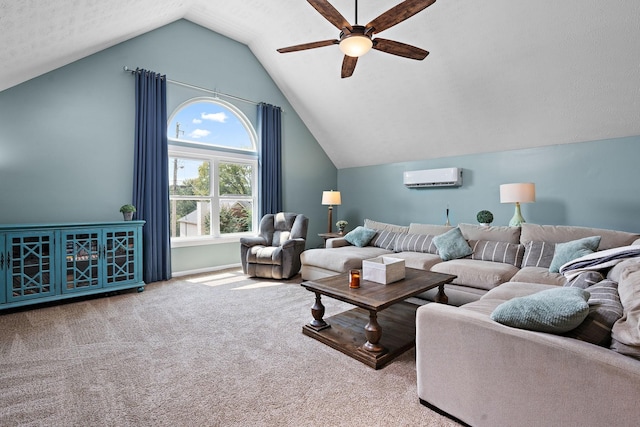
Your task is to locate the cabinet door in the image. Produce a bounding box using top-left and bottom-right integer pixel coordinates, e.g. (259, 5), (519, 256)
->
(0, 234), (5, 304)
(104, 228), (139, 287)
(61, 230), (101, 293)
(5, 231), (56, 303)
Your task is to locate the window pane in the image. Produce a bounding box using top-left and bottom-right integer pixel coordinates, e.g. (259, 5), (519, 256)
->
(219, 163), (253, 196)
(168, 100), (254, 150)
(220, 200), (252, 234)
(169, 158), (210, 196)
(170, 200), (211, 237)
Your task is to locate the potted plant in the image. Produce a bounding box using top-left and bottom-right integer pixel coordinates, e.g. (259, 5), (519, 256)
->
(120, 204), (136, 221)
(476, 210), (494, 226)
(336, 220), (348, 235)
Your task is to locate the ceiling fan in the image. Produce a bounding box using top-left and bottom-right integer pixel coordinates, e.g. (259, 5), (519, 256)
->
(277, 0), (436, 78)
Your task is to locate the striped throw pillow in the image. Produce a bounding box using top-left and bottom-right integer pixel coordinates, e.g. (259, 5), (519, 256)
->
(522, 241), (555, 268)
(370, 230), (400, 251)
(565, 271), (605, 289)
(564, 280), (622, 346)
(394, 233), (439, 254)
(468, 240), (525, 267)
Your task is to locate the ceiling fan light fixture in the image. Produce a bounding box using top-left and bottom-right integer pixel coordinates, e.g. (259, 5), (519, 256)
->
(339, 34), (373, 57)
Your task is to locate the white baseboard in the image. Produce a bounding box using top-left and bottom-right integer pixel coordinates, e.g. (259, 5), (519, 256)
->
(171, 263), (242, 278)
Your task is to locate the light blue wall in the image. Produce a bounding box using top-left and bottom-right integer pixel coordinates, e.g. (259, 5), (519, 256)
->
(0, 20), (337, 274)
(2, 19), (638, 276)
(338, 137), (640, 233)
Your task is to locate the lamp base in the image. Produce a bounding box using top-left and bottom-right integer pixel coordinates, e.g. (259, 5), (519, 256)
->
(509, 202), (526, 227)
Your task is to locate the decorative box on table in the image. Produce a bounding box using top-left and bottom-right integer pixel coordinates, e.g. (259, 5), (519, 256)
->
(362, 256), (406, 284)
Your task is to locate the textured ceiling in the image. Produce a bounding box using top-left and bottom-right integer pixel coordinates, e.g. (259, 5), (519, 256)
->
(2, 0), (639, 168)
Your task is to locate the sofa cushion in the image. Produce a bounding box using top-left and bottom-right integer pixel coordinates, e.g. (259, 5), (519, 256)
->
(522, 241), (555, 268)
(395, 233), (438, 254)
(433, 227), (473, 261)
(344, 226), (377, 247)
(300, 246), (392, 272)
(468, 240), (525, 267)
(459, 298), (504, 316)
(490, 287), (591, 333)
(564, 279), (623, 346)
(386, 251), (442, 270)
(459, 223), (521, 244)
(549, 236), (601, 273)
(408, 223), (453, 236)
(520, 223), (639, 250)
(431, 259), (519, 291)
(370, 230), (400, 251)
(611, 263), (640, 360)
(364, 218), (409, 234)
(482, 281), (556, 301)
(510, 266), (567, 286)
(607, 257), (640, 283)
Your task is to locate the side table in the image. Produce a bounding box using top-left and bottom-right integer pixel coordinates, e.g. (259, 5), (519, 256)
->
(318, 232), (343, 248)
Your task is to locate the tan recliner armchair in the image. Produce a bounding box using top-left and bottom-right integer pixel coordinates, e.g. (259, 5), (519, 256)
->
(240, 212), (308, 279)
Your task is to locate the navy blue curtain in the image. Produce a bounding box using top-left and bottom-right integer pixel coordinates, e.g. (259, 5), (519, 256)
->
(132, 69), (171, 283)
(257, 103), (283, 215)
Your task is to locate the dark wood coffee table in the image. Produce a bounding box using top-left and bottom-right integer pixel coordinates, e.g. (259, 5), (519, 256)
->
(301, 268), (456, 369)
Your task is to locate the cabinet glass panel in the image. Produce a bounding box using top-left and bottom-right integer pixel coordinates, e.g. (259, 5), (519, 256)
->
(7, 232), (56, 302)
(63, 231), (101, 293)
(105, 229), (137, 285)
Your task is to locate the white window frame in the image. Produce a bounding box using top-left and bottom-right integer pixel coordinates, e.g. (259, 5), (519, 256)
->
(168, 98), (259, 248)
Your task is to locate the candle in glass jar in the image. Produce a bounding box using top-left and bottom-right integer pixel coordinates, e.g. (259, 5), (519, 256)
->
(349, 269), (360, 288)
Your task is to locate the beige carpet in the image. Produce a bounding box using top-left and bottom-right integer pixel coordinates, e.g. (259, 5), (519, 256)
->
(0, 269), (460, 426)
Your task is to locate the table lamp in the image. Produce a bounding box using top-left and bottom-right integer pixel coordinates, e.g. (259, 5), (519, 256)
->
(500, 183), (535, 227)
(321, 190), (341, 233)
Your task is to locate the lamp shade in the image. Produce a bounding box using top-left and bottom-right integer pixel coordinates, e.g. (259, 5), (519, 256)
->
(322, 190), (341, 206)
(339, 35), (373, 57)
(500, 183), (536, 204)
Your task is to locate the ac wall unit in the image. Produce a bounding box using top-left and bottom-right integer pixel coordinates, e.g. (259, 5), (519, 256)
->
(403, 168), (463, 188)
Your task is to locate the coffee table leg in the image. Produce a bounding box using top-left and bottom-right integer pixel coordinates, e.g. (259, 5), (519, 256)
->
(435, 284), (448, 304)
(309, 292), (329, 330)
(362, 311), (384, 353)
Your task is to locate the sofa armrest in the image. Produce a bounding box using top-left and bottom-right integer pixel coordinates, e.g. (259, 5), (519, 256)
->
(326, 237), (351, 248)
(416, 303), (640, 427)
(240, 236), (267, 247)
(239, 236), (267, 273)
(281, 238), (306, 250)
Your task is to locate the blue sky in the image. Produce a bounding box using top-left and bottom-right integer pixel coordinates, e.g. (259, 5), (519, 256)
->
(168, 100), (253, 150)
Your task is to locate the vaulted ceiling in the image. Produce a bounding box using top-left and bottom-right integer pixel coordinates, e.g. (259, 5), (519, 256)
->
(2, 0), (639, 168)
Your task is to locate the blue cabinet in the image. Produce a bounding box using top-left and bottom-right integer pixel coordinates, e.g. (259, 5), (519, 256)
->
(0, 221), (145, 310)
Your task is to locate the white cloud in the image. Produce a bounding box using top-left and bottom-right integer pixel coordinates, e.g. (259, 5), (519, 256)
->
(192, 118), (202, 124)
(201, 112), (228, 123)
(189, 129), (211, 139)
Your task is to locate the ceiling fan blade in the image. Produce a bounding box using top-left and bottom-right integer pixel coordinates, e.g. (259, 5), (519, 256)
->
(367, 0), (436, 34)
(277, 39), (338, 53)
(308, 0), (352, 31)
(341, 55), (358, 78)
(372, 38), (429, 60)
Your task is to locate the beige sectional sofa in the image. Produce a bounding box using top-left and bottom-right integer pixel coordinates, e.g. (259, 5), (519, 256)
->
(301, 218), (640, 425)
(417, 260), (640, 426)
(301, 219), (640, 306)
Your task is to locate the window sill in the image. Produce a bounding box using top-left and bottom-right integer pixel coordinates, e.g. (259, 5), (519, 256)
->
(171, 234), (248, 248)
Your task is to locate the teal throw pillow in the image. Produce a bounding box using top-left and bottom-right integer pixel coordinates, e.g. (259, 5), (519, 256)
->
(432, 227), (473, 261)
(344, 226), (377, 247)
(548, 236), (601, 273)
(490, 287), (591, 333)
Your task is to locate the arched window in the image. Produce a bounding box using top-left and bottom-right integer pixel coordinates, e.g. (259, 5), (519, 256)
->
(167, 98), (258, 246)
(168, 97), (256, 151)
